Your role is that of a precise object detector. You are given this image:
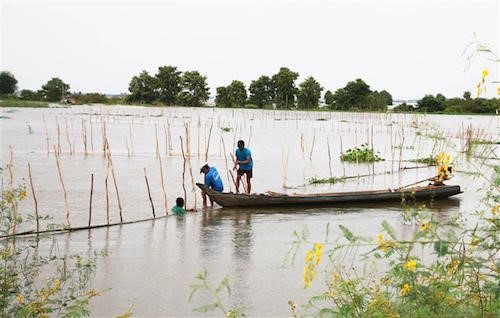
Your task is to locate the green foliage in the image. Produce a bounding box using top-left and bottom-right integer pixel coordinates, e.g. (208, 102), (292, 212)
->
(41, 77), (70, 102)
(0, 71), (18, 95)
(155, 65), (182, 105)
(177, 71), (210, 107)
(272, 67), (299, 109)
(0, 99), (49, 108)
(329, 78), (372, 111)
(324, 90), (334, 106)
(1, 182), (102, 317)
(248, 75), (275, 108)
(296, 76), (323, 109)
(408, 155), (437, 165)
(127, 70), (158, 104)
(71, 92), (107, 104)
(215, 80), (247, 108)
(189, 270), (245, 317)
(19, 89), (44, 101)
(417, 94), (446, 112)
(290, 183), (500, 317)
(307, 176), (341, 185)
(340, 144), (384, 162)
(392, 102), (416, 112)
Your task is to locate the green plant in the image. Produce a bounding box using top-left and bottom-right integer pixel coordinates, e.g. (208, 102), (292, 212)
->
(289, 187), (499, 317)
(408, 155), (437, 165)
(340, 144), (384, 163)
(189, 270), (246, 317)
(1, 179), (103, 317)
(308, 176), (342, 185)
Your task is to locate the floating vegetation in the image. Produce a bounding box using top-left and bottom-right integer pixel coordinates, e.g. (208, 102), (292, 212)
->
(340, 144), (384, 162)
(220, 126), (232, 132)
(308, 176), (342, 185)
(315, 118), (327, 121)
(408, 155), (436, 165)
(472, 139), (500, 145)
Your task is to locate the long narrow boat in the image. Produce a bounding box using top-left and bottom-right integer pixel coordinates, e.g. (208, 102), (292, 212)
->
(196, 183), (461, 208)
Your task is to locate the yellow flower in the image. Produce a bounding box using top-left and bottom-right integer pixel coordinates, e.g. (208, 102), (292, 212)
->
(400, 283), (410, 296)
(305, 249), (313, 262)
(491, 205), (499, 216)
(377, 233), (383, 244)
(420, 222), (429, 232)
(54, 279), (61, 290)
(314, 243), (323, 265)
(482, 69), (489, 77)
(497, 86), (500, 96)
(404, 259), (417, 272)
(17, 294), (23, 303)
(19, 190), (27, 201)
(436, 152), (444, 164)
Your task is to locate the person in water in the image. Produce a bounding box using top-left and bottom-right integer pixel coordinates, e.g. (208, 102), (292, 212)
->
(171, 197), (196, 216)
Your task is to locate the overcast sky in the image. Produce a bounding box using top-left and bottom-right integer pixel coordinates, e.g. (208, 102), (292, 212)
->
(1, 0), (499, 99)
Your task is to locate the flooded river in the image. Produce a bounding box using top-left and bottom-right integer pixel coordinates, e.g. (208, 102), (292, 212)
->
(1, 105), (497, 316)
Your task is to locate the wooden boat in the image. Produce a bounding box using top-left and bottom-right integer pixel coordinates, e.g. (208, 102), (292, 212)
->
(196, 183), (462, 208)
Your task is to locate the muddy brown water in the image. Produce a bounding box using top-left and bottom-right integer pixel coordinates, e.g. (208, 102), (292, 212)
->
(1, 105), (497, 316)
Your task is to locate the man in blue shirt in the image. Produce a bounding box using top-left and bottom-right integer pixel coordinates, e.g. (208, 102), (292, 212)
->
(233, 140), (253, 193)
(200, 163), (224, 207)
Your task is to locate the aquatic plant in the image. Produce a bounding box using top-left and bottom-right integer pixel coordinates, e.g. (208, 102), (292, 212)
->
(408, 155), (437, 165)
(340, 144), (384, 163)
(307, 176), (342, 185)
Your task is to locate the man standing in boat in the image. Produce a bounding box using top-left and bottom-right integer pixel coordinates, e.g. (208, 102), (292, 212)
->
(234, 140), (253, 194)
(200, 163), (224, 207)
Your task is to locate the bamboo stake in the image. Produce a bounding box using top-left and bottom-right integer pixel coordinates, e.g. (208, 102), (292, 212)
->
(53, 145), (71, 227)
(90, 115), (94, 152)
(309, 130), (316, 161)
(56, 118), (62, 154)
(65, 117), (73, 155)
(27, 163), (39, 233)
(205, 120), (213, 162)
(155, 124), (160, 160)
(221, 136), (233, 192)
(88, 173), (94, 227)
(105, 141), (123, 223)
(230, 152), (248, 193)
(144, 168), (156, 218)
(158, 153), (168, 215)
(8, 146), (17, 235)
(43, 115), (50, 154)
(179, 136), (188, 208)
(82, 119), (88, 155)
(327, 136), (333, 178)
(105, 161), (110, 225)
(185, 123), (197, 208)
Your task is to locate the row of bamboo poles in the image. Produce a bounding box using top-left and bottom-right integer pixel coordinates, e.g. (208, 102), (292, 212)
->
(4, 108), (482, 238)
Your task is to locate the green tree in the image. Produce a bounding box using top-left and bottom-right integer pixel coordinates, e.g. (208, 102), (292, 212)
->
(0, 71), (17, 95)
(215, 80), (247, 108)
(417, 94), (446, 112)
(178, 71), (209, 107)
(248, 75), (275, 108)
(19, 89), (43, 101)
(155, 65), (182, 105)
(272, 67), (299, 109)
(379, 90), (393, 106)
(296, 76), (323, 109)
(41, 77), (70, 102)
(366, 91), (388, 111)
(324, 90), (334, 107)
(127, 71), (157, 104)
(331, 79), (371, 110)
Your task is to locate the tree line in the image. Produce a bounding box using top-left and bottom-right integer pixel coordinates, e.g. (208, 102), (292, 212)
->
(0, 69), (498, 113)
